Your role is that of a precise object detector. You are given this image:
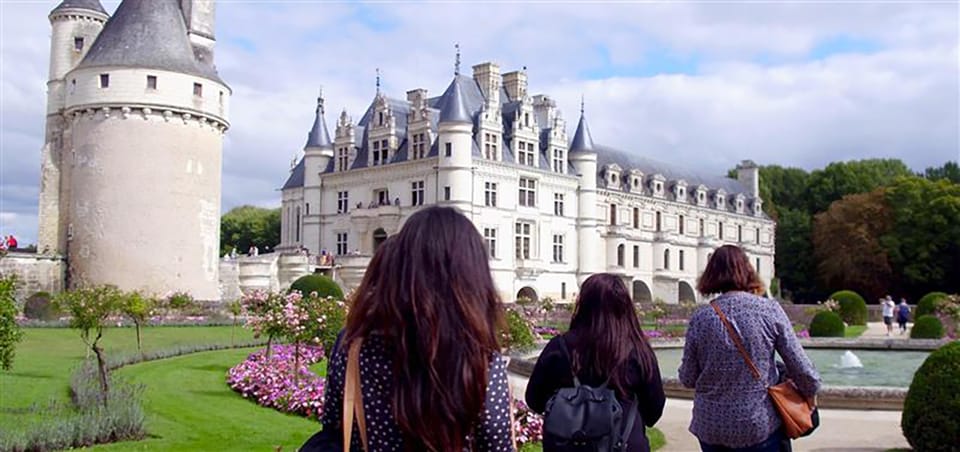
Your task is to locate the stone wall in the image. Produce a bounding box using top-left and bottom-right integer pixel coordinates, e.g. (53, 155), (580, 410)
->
(0, 252), (65, 303)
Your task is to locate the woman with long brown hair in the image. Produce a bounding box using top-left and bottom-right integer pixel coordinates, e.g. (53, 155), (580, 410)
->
(525, 273), (665, 452)
(320, 206), (514, 451)
(680, 245), (820, 452)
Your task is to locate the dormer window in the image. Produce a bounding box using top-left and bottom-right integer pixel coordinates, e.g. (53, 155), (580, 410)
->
(735, 194), (746, 213)
(678, 187), (685, 198)
(629, 170), (644, 194)
(754, 200), (763, 216)
(611, 173), (618, 185)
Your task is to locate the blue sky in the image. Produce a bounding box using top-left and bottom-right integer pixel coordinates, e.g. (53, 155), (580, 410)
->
(1, 0), (958, 244)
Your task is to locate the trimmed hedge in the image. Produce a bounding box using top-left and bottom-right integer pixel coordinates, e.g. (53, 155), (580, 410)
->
(809, 311), (845, 337)
(916, 292), (948, 317)
(829, 290), (868, 326)
(910, 315), (945, 339)
(902, 341), (960, 451)
(289, 274), (343, 300)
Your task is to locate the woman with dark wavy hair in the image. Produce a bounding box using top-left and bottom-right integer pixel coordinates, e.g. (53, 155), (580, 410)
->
(525, 273), (665, 452)
(320, 206), (514, 451)
(680, 244), (820, 452)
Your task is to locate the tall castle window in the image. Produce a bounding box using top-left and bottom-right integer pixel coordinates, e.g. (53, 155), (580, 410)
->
(518, 178), (536, 207)
(336, 232), (348, 255)
(445, 142), (452, 157)
(552, 234), (564, 263)
(633, 245), (640, 268)
(617, 244), (625, 267)
(664, 249), (670, 270)
(719, 221), (725, 240)
(756, 258), (761, 276)
(337, 147), (349, 171)
(337, 191), (349, 213)
(484, 133), (499, 160)
(146, 75), (157, 90)
(515, 221), (533, 260)
(610, 204), (617, 225)
(756, 227), (761, 244)
(295, 206), (301, 242)
(633, 208), (640, 229)
(656, 211), (662, 232)
(99, 73), (109, 88)
(518, 141), (535, 166)
(699, 218), (705, 237)
(411, 181), (424, 206)
(738, 225), (743, 242)
(679, 250), (685, 271)
(554, 193), (564, 216)
(412, 133), (426, 160)
(679, 215), (685, 235)
(372, 140), (389, 166)
(74, 37), (84, 51)
(444, 186), (451, 201)
(193, 82), (203, 97)
(552, 148), (565, 173)
(484, 228), (497, 258)
(485, 182), (498, 207)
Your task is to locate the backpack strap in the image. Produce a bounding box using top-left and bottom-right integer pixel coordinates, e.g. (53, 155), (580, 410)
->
(617, 395), (639, 451)
(555, 336), (581, 387)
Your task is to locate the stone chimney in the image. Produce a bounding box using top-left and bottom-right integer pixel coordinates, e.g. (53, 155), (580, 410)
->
(472, 62), (501, 105)
(180, 0), (216, 65)
(736, 160), (760, 198)
(502, 69), (527, 101)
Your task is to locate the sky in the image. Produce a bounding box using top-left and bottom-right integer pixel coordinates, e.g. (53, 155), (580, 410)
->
(1, 0), (958, 245)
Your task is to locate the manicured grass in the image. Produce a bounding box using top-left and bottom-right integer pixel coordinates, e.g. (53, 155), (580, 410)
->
(97, 348), (319, 451)
(519, 427), (665, 451)
(845, 325), (868, 338)
(0, 326), (255, 429)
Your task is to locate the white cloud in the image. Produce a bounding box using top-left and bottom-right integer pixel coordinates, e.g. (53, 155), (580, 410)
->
(1, 0), (957, 245)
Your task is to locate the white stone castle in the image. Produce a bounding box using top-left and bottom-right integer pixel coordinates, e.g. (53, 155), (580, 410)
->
(37, 0), (229, 300)
(280, 60), (776, 304)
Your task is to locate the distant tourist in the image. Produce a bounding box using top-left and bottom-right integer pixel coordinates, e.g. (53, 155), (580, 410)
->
(316, 206), (513, 451)
(679, 245), (821, 452)
(525, 273), (665, 452)
(881, 296), (896, 336)
(4, 235), (16, 250)
(897, 298), (911, 334)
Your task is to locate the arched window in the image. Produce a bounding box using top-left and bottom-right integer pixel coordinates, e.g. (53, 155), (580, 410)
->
(617, 244), (625, 267)
(663, 249), (670, 270)
(610, 204), (618, 225)
(656, 211), (662, 232)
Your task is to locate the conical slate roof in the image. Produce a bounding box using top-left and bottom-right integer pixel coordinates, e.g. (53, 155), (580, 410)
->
(569, 112), (595, 153)
(76, 0), (221, 82)
(304, 97), (333, 150)
(51, 0), (107, 15)
(437, 75), (472, 124)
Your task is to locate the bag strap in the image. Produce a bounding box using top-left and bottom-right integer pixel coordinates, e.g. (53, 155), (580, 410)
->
(710, 302), (762, 382)
(343, 338), (368, 452)
(618, 395), (639, 450)
(556, 336), (582, 387)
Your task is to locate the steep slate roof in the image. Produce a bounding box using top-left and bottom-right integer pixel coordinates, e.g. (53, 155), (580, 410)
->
(76, 0), (222, 82)
(282, 159), (305, 190)
(51, 0), (107, 15)
(437, 76), (473, 123)
(304, 98), (333, 150)
(569, 113), (596, 153)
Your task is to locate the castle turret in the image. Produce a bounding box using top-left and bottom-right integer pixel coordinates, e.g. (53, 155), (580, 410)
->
(55, 0), (230, 300)
(301, 94), (334, 252)
(436, 69), (475, 212)
(38, 0), (109, 255)
(569, 103), (602, 283)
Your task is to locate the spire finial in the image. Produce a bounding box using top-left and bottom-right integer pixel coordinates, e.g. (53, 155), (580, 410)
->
(375, 68), (381, 95)
(454, 43), (461, 76)
(317, 86), (325, 114)
(580, 94), (584, 115)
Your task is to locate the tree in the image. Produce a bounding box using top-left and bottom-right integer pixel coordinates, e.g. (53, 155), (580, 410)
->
(120, 291), (155, 357)
(813, 189), (893, 302)
(220, 205), (281, 255)
(923, 161), (960, 184)
(0, 276), (23, 371)
(55, 286), (124, 405)
(805, 159), (913, 213)
(881, 177), (960, 297)
(775, 208), (819, 302)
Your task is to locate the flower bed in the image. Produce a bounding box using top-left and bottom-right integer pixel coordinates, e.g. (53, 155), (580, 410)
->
(227, 345), (545, 447)
(226, 344), (326, 420)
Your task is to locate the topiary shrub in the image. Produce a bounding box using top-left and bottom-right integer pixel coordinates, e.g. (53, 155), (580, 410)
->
(916, 291), (948, 317)
(902, 341), (960, 450)
(829, 290), (868, 326)
(289, 274), (343, 300)
(910, 315), (945, 339)
(23, 291), (58, 320)
(808, 311), (845, 337)
(503, 308), (536, 353)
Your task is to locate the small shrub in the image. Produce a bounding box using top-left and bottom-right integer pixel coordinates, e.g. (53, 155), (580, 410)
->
(902, 341), (960, 451)
(916, 291), (949, 317)
(829, 290), (867, 326)
(503, 308), (537, 352)
(910, 315), (945, 339)
(289, 274), (343, 299)
(165, 291), (195, 311)
(808, 311), (845, 337)
(23, 291), (58, 320)
(0, 276), (23, 370)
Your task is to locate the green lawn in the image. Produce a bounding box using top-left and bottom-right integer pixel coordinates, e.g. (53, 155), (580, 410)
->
(845, 325), (868, 338)
(520, 427), (665, 451)
(0, 325), (255, 429)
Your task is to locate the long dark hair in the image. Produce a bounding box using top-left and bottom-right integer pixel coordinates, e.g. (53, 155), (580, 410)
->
(568, 273), (657, 397)
(697, 244), (763, 295)
(343, 206), (504, 451)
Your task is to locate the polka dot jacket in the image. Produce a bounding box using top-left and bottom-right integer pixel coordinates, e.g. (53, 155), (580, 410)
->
(321, 332), (516, 452)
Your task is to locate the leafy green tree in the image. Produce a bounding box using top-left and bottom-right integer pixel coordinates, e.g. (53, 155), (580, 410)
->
(120, 291), (155, 356)
(0, 276), (23, 371)
(55, 286), (124, 405)
(804, 159), (912, 213)
(220, 205), (281, 255)
(813, 189), (893, 301)
(775, 208), (818, 301)
(923, 161), (960, 183)
(881, 177), (960, 296)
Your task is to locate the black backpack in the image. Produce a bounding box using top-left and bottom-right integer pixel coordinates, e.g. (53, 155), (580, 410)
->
(542, 339), (637, 452)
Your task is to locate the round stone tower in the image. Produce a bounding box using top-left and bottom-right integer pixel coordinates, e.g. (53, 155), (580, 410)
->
(58, 0), (230, 300)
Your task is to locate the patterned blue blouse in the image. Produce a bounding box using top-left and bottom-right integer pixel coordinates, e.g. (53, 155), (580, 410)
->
(679, 292), (821, 448)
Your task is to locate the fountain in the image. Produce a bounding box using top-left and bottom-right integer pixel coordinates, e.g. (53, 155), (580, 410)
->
(839, 350), (864, 369)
